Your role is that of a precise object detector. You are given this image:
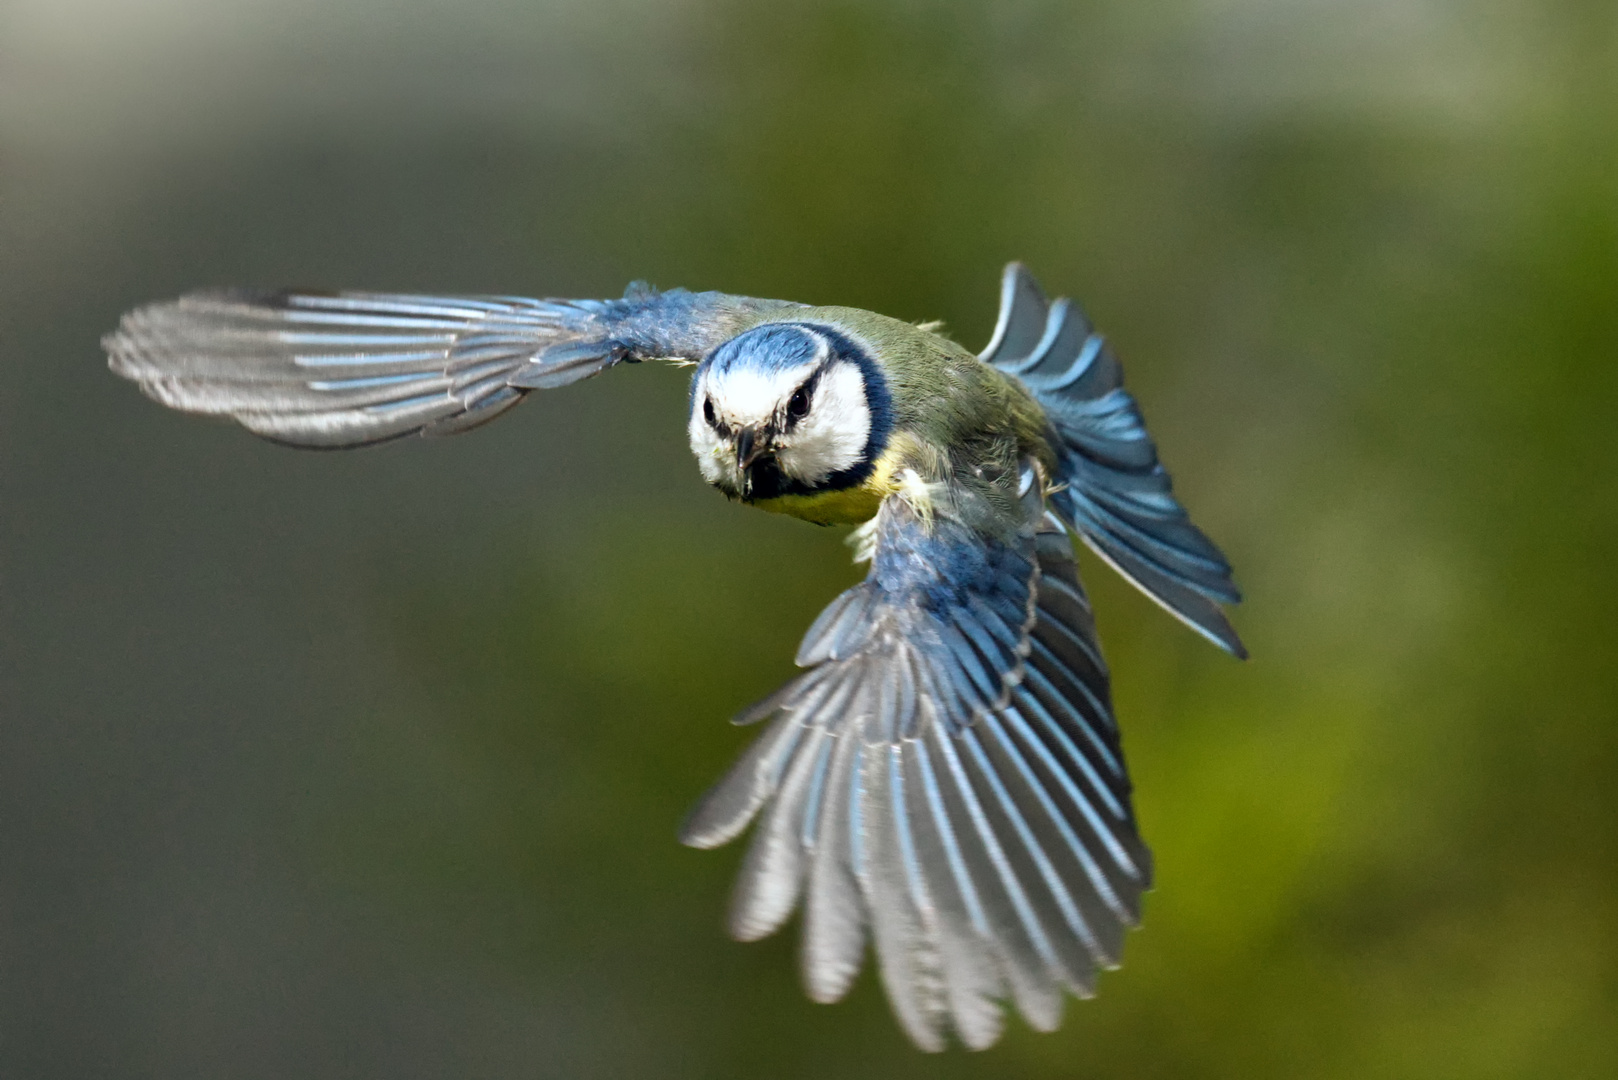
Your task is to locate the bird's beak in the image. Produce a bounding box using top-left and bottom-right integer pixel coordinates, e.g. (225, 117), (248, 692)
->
(734, 426), (769, 472)
(734, 426), (773, 497)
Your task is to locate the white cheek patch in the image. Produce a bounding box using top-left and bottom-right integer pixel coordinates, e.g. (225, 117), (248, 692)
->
(775, 362), (871, 486)
(687, 376), (736, 489)
(687, 407), (731, 486)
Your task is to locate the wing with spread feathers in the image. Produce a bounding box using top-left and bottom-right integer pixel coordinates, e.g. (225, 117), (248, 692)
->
(681, 465), (1149, 1050)
(980, 263), (1245, 657)
(105, 284), (794, 447)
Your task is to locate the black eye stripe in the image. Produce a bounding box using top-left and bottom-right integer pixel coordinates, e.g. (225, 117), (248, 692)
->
(783, 367), (825, 430)
(702, 394), (731, 437)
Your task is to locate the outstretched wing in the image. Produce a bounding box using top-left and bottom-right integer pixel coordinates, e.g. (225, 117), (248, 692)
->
(680, 466), (1150, 1051)
(105, 285), (794, 448)
(981, 264), (1246, 657)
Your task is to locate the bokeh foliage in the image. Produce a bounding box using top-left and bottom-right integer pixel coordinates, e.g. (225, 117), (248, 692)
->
(1, 0), (1613, 1077)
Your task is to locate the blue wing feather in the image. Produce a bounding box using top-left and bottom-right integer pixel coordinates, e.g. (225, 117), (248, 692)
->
(981, 263), (1247, 657)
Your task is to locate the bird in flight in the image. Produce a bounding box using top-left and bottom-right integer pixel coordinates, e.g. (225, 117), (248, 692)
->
(105, 264), (1244, 1051)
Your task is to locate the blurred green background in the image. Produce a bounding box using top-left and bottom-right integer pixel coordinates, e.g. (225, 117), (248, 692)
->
(2, 0), (1614, 1076)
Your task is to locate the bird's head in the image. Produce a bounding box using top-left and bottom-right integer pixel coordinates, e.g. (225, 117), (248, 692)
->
(688, 323), (892, 502)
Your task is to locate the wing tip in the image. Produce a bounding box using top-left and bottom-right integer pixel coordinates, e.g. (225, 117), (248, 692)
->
(1178, 594), (1249, 659)
(677, 794), (755, 850)
(1178, 596), (1249, 660)
(1063, 514), (1249, 659)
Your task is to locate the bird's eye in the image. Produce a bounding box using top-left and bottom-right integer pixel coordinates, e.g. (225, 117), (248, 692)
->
(703, 396), (718, 428)
(787, 384), (813, 423)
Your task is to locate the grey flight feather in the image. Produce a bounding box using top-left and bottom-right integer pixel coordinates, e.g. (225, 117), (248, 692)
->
(679, 465), (1152, 1050)
(104, 284), (796, 448)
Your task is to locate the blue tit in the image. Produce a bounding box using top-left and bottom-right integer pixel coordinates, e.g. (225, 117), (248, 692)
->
(105, 264), (1244, 1051)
